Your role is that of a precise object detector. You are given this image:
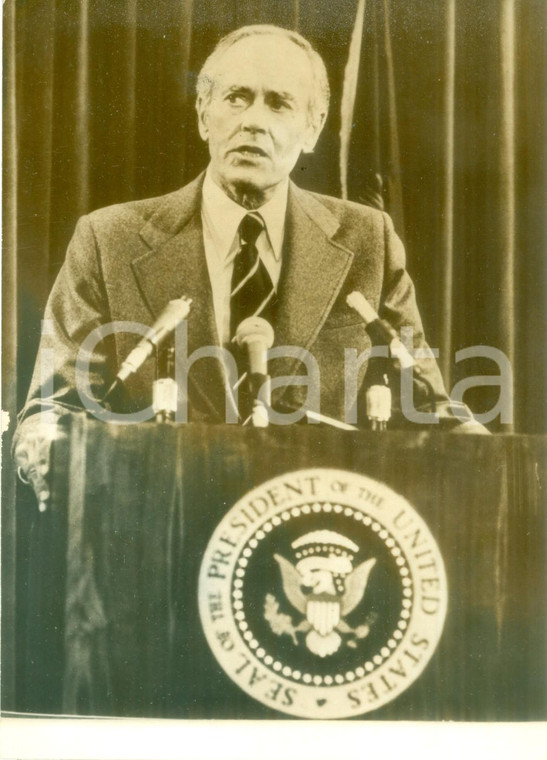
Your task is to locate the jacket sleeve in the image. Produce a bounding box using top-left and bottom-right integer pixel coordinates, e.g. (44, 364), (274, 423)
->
(16, 214), (116, 429)
(379, 212), (478, 428)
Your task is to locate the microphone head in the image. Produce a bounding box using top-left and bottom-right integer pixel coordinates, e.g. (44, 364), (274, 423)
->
(159, 297), (193, 332)
(146, 296), (193, 345)
(346, 291), (378, 325)
(235, 316), (275, 349)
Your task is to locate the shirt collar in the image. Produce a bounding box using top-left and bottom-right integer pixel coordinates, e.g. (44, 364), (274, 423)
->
(202, 168), (288, 262)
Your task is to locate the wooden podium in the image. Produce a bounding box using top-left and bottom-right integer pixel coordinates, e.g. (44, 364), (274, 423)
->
(20, 415), (547, 720)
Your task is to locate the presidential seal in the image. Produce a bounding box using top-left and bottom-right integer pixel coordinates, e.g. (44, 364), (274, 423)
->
(198, 469), (447, 719)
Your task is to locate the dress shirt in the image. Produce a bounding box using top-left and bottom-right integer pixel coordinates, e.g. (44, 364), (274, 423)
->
(201, 169), (288, 346)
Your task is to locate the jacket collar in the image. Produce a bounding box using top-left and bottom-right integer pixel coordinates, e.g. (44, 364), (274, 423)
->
(131, 174), (355, 419)
(275, 182), (354, 351)
(133, 173), (227, 420)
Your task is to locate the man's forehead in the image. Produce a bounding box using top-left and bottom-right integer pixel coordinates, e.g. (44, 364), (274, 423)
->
(213, 35), (314, 92)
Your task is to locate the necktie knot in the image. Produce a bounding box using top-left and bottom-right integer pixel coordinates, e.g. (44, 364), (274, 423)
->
(239, 213), (264, 246)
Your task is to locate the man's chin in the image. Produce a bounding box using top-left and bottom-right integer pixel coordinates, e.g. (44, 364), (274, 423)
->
(210, 161), (284, 206)
(215, 169), (280, 207)
(225, 166), (271, 192)
(231, 177), (268, 196)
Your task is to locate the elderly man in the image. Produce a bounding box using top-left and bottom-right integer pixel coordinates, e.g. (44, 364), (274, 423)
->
(14, 24), (482, 504)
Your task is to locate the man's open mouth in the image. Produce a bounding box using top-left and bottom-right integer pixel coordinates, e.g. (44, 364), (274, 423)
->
(231, 145), (268, 158)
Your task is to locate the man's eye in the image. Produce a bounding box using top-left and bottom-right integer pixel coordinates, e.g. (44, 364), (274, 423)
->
(226, 93), (246, 105)
(270, 98), (290, 112)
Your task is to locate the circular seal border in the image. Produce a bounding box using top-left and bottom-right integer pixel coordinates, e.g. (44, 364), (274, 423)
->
(198, 468), (448, 719)
(231, 502), (414, 684)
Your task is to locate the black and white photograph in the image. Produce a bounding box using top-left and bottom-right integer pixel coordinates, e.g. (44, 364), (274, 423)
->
(2, 0), (546, 757)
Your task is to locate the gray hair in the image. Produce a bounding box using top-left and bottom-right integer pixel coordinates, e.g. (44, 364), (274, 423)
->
(196, 25), (330, 125)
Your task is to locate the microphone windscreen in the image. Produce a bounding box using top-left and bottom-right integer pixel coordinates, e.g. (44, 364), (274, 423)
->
(346, 291), (378, 325)
(235, 316), (274, 348)
(146, 297), (193, 345)
(235, 317), (275, 376)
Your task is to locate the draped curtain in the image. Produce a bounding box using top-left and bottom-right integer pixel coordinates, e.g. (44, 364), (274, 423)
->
(2, 0), (546, 706)
(5, 0), (546, 433)
(341, 0), (546, 433)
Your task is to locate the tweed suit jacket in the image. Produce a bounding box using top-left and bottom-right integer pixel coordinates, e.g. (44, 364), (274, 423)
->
(19, 172), (457, 428)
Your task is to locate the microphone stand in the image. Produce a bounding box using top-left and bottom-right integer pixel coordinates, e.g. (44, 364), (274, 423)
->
(247, 372), (271, 428)
(102, 296), (192, 405)
(346, 291), (437, 426)
(153, 345), (177, 423)
(365, 356), (392, 431)
(234, 317), (275, 428)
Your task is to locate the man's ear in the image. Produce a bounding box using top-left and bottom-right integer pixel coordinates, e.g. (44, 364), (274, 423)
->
(301, 111), (327, 154)
(196, 97), (209, 141)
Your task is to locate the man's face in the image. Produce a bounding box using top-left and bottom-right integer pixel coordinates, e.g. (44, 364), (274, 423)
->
(197, 35), (325, 199)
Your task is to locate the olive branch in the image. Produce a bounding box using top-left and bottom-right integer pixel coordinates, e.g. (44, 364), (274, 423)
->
(264, 594), (309, 645)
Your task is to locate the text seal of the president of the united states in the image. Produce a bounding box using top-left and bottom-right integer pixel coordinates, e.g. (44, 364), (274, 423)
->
(198, 468), (447, 718)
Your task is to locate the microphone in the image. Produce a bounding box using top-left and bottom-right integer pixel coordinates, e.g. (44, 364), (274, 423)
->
(153, 346), (177, 423)
(346, 291), (415, 369)
(235, 316), (275, 427)
(103, 296), (192, 401)
(347, 290), (438, 420)
(365, 382), (392, 431)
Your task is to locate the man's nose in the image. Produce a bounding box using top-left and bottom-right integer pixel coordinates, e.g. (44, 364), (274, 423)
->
(240, 99), (269, 132)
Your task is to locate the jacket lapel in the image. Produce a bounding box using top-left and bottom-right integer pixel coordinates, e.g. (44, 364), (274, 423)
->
(129, 175), (357, 421)
(131, 174), (227, 421)
(272, 183), (355, 403)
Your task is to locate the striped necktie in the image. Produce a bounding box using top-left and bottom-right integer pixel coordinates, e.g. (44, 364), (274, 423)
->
(230, 212), (276, 340)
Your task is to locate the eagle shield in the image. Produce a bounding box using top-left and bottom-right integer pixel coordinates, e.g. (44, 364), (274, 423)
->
(271, 531), (377, 658)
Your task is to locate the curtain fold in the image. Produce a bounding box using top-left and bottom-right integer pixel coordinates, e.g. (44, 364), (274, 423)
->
(513, 0), (547, 435)
(2, 0), (18, 708)
(340, 0), (367, 201)
(439, 0), (455, 382)
(496, 0), (516, 424)
(380, 0), (404, 237)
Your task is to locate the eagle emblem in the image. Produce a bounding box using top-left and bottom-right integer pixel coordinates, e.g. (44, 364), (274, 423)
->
(265, 530), (376, 657)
